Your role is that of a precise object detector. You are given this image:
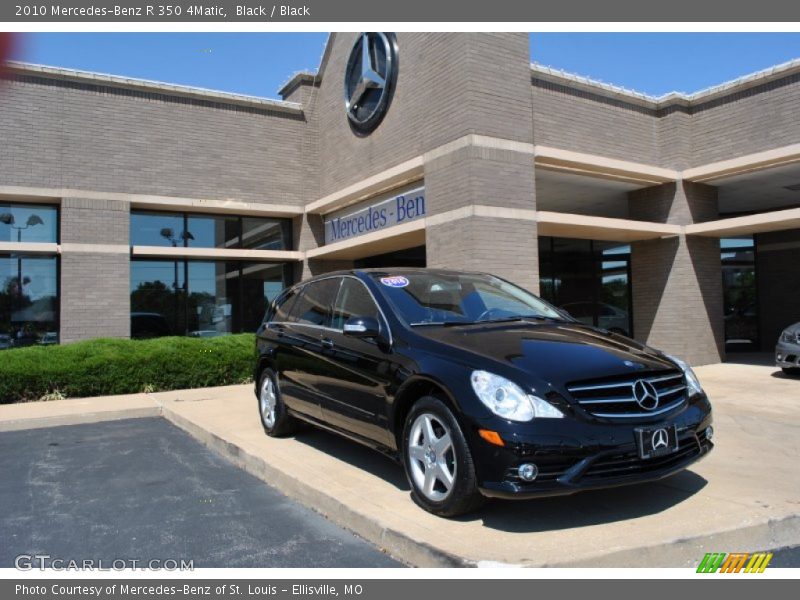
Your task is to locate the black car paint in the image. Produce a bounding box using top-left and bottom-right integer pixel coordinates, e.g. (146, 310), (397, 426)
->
(255, 268), (713, 499)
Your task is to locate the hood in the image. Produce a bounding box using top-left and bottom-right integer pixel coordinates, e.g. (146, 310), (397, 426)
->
(416, 320), (676, 385)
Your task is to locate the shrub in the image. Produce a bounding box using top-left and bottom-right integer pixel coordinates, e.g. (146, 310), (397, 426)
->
(0, 334), (255, 404)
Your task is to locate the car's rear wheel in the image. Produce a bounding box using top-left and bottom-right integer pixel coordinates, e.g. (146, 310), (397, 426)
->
(258, 368), (297, 436)
(402, 396), (485, 517)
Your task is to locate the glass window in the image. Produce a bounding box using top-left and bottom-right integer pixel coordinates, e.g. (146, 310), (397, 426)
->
(332, 278), (380, 330)
(272, 289), (299, 323)
(289, 278), (340, 327)
(130, 260), (185, 337)
(242, 218), (288, 250)
(130, 212), (186, 247)
(539, 237), (632, 337)
(0, 255), (59, 348)
(187, 214), (240, 249)
(721, 237), (758, 349)
(0, 204), (58, 244)
(130, 259), (291, 338)
(131, 211), (291, 250)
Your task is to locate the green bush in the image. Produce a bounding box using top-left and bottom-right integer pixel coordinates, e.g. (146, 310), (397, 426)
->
(0, 334), (255, 404)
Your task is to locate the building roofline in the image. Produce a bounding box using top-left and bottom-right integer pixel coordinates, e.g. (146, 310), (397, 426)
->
(531, 57), (800, 109)
(277, 70), (319, 98)
(5, 61), (303, 114)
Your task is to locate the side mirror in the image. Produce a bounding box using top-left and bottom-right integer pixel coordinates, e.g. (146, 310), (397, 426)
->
(343, 315), (381, 338)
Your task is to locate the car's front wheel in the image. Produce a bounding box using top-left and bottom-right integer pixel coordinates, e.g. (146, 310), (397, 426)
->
(402, 396), (485, 517)
(258, 368), (297, 436)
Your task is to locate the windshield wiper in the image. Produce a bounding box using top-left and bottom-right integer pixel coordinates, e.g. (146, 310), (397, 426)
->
(476, 315), (568, 324)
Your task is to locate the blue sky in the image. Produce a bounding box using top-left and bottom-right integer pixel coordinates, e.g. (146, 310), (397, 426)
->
(12, 32), (800, 99)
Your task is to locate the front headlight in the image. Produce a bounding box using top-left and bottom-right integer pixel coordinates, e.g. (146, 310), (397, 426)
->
(470, 370), (564, 422)
(665, 354), (704, 396)
(781, 329), (797, 343)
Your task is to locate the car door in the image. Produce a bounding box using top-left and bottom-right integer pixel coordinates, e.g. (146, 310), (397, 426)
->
(272, 278), (341, 420)
(315, 276), (395, 448)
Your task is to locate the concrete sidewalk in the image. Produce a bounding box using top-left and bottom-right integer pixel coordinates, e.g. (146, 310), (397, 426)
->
(1, 364), (798, 567)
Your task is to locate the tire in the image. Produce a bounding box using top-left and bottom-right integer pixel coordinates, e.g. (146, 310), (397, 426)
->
(782, 367), (800, 377)
(257, 368), (298, 437)
(401, 396), (486, 517)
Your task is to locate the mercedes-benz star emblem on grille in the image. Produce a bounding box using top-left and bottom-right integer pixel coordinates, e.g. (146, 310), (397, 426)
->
(651, 428), (669, 451)
(344, 32), (398, 134)
(633, 379), (659, 410)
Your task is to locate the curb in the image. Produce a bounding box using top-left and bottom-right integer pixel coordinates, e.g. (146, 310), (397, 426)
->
(160, 406), (470, 568)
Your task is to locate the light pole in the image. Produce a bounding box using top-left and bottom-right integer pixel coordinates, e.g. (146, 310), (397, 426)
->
(1, 212), (44, 340)
(160, 227), (194, 335)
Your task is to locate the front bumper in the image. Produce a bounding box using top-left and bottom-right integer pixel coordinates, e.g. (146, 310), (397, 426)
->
(473, 400), (713, 499)
(775, 340), (800, 369)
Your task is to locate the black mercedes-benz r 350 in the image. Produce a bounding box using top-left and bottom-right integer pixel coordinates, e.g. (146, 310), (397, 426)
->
(254, 268), (713, 517)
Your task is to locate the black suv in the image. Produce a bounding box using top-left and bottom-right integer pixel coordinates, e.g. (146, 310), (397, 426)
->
(255, 268), (714, 516)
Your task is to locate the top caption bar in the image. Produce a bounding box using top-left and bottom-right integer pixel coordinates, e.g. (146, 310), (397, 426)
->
(2, 0), (800, 22)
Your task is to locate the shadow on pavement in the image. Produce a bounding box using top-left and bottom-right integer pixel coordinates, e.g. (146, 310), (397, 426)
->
(291, 425), (411, 491)
(290, 424), (708, 532)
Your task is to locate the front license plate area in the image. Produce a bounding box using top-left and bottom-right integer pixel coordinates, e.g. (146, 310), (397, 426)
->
(635, 424), (678, 459)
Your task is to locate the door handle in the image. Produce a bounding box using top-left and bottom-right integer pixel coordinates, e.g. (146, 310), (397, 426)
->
(320, 337), (334, 349)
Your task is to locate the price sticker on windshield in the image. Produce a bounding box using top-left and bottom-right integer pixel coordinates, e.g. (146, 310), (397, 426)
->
(380, 276), (410, 288)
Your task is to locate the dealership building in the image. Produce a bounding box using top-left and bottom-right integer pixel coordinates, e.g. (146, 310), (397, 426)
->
(1, 32), (799, 365)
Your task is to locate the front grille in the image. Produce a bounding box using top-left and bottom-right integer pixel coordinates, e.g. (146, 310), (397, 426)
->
(566, 370), (686, 419)
(581, 435), (701, 481)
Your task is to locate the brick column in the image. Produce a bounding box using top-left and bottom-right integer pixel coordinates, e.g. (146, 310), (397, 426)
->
(423, 143), (539, 293)
(59, 198), (131, 343)
(628, 181), (724, 365)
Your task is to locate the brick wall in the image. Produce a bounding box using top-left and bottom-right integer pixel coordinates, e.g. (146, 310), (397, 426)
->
(531, 80), (661, 165)
(0, 74), (307, 205)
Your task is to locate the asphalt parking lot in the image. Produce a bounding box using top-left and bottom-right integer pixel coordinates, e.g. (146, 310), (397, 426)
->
(0, 359), (797, 568)
(0, 418), (400, 568)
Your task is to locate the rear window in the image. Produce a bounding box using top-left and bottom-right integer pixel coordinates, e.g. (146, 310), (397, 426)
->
(288, 278), (341, 327)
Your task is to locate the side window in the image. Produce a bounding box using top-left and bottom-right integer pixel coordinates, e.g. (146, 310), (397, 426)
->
(332, 278), (381, 330)
(270, 289), (297, 322)
(288, 278), (340, 327)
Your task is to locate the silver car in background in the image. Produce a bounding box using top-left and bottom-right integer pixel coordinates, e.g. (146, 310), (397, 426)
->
(776, 322), (800, 376)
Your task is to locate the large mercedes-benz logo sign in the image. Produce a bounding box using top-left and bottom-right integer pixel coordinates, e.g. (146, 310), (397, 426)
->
(651, 428), (669, 451)
(633, 379), (659, 410)
(344, 32), (398, 134)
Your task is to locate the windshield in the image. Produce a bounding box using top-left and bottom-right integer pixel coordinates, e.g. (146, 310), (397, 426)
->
(369, 271), (567, 326)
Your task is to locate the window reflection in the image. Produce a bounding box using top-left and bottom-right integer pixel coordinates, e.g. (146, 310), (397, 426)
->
(721, 236), (758, 350)
(0, 204), (58, 244)
(0, 255), (59, 348)
(130, 259), (288, 338)
(538, 237), (632, 337)
(131, 211), (290, 250)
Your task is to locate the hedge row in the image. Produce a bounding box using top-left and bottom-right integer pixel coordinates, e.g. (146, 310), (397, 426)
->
(0, 334), (255, 404)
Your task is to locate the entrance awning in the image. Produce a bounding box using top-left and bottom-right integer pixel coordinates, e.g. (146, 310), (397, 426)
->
(537, 211), (681, 242)
(686, 207), (800, 237)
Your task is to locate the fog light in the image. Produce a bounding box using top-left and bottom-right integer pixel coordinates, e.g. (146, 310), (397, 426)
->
(518, 463), (538, 482)
(777, 353), (783, 361)
(705, 426), (714, 441)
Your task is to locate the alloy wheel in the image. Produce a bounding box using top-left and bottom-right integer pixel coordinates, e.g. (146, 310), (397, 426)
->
(407, 412), (456, 502)
(259, 376), (277, 428)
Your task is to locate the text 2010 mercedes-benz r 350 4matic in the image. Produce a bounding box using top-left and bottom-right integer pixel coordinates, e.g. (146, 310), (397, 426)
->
(255, 269), (713, 517)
